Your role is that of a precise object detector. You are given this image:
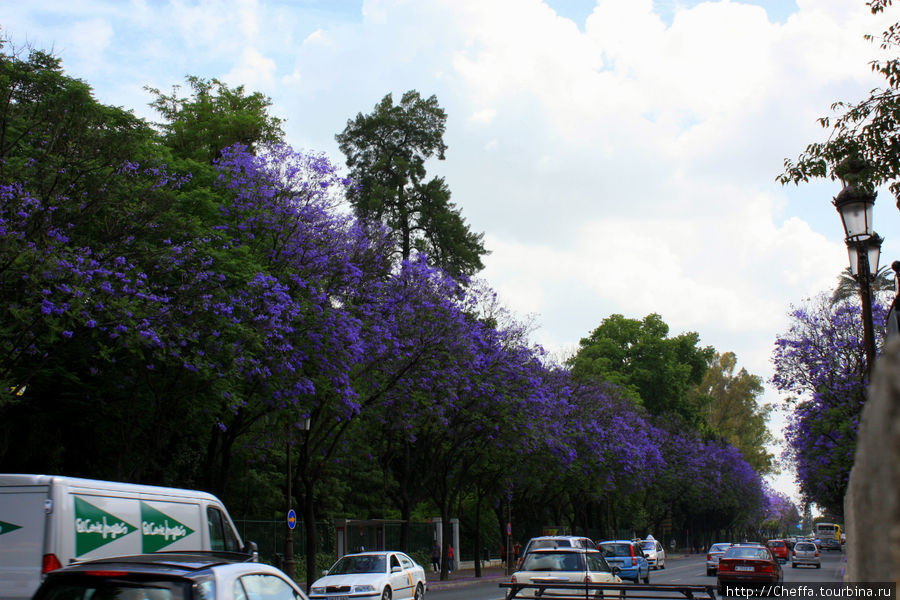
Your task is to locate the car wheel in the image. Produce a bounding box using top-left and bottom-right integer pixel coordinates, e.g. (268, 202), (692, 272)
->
(816, 564), (821, 569)
(642, 571), (650, 584)
(381, 587), (392, 600)
(707, 569), (714, 576)
(414, 583), (424, 600)
(792, 563), (797, 568)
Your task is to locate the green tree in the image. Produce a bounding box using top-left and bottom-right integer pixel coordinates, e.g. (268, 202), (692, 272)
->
(336, 90), (487, 278)
(145, 75), (284, 164)
(568, 313), (715, 426)
(693, 351), (775, 474)
(779, 0), (900, 205)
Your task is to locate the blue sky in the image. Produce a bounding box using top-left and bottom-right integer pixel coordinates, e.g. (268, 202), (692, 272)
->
(4, 0), (899, 503)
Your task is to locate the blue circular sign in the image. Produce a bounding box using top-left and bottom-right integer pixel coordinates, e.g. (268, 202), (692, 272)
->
(287, 509), (297, 530)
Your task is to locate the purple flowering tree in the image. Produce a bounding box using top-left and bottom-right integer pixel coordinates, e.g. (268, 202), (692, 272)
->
(772, 293), (888, 516)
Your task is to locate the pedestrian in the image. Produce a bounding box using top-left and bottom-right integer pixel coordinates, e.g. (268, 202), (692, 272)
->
(513, 541), (521, 567)
(431, 541), (440, 573)
(448, 544), (455, 573)
(500, 543), (506, 567)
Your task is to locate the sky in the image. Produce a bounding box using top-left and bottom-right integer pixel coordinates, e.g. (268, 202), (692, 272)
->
(4, 0), (899, 505)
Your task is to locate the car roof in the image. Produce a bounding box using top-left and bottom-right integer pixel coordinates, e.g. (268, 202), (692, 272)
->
(46, 552), (256, 576)
(599, 540), (637, 544)
(529, 547), (598, 553)
(341, 551), (400, 557)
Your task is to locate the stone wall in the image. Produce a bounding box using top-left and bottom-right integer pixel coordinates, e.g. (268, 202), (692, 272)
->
(844, 337), (900, 583)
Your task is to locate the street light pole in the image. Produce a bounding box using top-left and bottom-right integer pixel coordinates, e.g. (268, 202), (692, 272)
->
(833, 158), (882, 380)
(284, 425), (295, 580)
(853, 238), (877, 379)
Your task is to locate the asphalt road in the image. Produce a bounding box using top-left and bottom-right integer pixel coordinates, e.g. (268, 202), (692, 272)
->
(425, 551), (846, 600)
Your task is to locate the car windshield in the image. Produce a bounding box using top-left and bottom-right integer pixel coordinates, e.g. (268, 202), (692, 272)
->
(640, 542), (655, 551)
(328, 555), (386, 575)
(795, 543), (816, 551)
(522, 551), (585, 572)
(725, 547), (771, 560)
(768, 541), (784, 547)
(710, 544), (731, 553)
(35, 580), (188, 600)
(530, 539), (572, 550)
(599, 543), (633, 557)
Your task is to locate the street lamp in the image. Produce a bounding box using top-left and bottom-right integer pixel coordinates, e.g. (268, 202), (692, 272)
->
(833, 165), (880, 378)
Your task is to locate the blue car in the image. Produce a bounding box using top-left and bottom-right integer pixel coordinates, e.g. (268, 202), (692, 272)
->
(598, 540), (650, 583)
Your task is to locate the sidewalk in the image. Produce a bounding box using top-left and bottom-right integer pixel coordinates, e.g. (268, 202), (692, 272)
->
(425, 560), (509, 589)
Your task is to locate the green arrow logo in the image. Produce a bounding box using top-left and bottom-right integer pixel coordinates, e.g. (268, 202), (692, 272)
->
(0, 520), (22, 535)
(140, 502), (195, 552)
(74, 496), (137, 556)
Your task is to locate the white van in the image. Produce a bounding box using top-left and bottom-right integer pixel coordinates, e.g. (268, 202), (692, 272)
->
(0, 474), (255, 600)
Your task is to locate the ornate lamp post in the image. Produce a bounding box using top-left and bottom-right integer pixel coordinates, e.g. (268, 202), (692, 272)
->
(833, 163), (881, 378)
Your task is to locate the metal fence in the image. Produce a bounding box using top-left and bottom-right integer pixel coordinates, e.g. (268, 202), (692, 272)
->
(234, 519), (334, 564)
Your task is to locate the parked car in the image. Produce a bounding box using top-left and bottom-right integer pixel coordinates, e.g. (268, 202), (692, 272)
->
(717, 544), (783, 595)
(767, 539), (789, 563)
(639, 536), (666, 570)
(705, 542), (732, 576)
(30, 551), (307, 600)
(310, 551), (426, 600)
(518, 535), (595, 569)
(791, 541), (821, 568)
(598, 540), (650, 584)
(509, 547), (622, 598)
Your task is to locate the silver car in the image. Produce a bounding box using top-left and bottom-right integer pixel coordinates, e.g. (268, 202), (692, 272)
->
(791, 541), (821, 568)
(706, 542), (732, 576)
(640, 538), (666, 569)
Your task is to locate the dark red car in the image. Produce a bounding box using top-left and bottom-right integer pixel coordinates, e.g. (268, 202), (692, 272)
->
(767, 539), (789, 563)
(717, 544), (783, 595)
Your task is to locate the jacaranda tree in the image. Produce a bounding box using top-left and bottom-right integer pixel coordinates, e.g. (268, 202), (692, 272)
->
(772, 293), (889, 516)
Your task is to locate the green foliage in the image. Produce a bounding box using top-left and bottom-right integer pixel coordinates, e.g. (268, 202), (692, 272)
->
(336, 90), (487, 278)
(779, 1), (900, 206)
(569, 313), (715, 426)
(146, 75), (284, 164)
(694, 352), (775, 474)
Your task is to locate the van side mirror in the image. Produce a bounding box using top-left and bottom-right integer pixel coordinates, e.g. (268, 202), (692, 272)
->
(243, 540), (259, 562)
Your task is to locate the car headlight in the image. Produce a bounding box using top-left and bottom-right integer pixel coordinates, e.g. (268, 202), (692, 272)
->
(353, 585), (376, 593)
(310, 588), (325, 594)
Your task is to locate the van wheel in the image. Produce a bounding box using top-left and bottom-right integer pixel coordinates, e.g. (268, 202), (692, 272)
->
(381, 588), (391, 600)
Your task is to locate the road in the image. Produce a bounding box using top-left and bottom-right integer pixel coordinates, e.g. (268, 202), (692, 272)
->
(426, 551), (845, 600)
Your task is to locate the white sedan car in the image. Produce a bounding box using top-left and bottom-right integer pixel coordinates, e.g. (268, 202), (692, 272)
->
(509, 548), (622, 598)
(309, 551), (426, 600)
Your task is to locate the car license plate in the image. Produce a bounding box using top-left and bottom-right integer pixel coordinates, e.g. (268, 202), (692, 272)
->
(736, 566), (754, 572)
(327, 596), (349, 600)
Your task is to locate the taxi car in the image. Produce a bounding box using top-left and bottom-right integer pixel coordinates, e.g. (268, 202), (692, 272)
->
(309, 551), (426, 600)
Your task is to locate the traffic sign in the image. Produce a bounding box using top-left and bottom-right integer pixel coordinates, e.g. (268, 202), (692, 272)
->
(287, 509), (297, 530)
